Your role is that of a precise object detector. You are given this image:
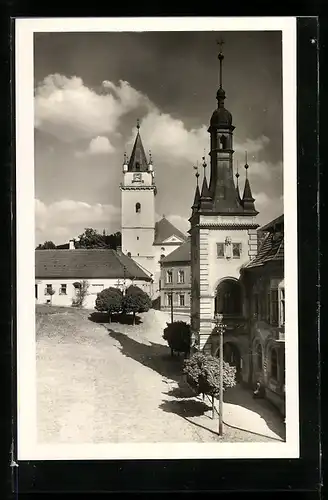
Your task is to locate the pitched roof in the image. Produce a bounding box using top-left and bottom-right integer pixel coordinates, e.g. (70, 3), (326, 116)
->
(161, 240), (191, 263)
(35, 249), (152, 281)
(128, 130), (149, 172)
(260, 214), (284, 232)
(153, 217), (188, 245)
(244, 231), (284, 269)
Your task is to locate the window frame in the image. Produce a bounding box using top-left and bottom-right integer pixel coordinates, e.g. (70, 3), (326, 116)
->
(135, 202), (141, 213)
(179, 293), (185, 307)
(45, 283), (53, 295)
(216, 242), (225, 259)
(59, 283), (67, 295)
(177, 269), (185, 284)
(232, 242), (242, 259)
(166, 270), (173, 284)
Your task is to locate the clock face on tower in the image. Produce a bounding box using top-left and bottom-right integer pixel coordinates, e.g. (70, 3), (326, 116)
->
(133, 173), (142, 182)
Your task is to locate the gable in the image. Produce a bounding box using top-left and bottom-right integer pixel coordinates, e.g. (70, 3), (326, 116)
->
(161, 234), (185, 244)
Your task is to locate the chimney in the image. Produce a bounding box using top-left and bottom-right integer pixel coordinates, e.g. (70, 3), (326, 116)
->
(69, 239), (75, 250)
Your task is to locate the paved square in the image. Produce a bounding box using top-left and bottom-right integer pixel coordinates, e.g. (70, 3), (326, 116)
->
(36, 305), (285, 443)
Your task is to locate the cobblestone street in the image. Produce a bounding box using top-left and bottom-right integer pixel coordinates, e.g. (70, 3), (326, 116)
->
(36, 306), (285, 444)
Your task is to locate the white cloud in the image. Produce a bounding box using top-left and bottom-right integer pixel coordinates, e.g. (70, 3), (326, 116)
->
(35, 75), (150, 143)
(166, 214), (190, 235)
(75, 136), (115, 157)
(234, 135), (270, 156)
(35, 198), (120, 244)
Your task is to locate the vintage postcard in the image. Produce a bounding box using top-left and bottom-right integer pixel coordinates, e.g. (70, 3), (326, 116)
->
(15, 17), (298, 460)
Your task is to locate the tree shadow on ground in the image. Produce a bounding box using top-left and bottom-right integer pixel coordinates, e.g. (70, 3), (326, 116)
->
(106, 327), (184, 382)
(223, 385), (286, 440)
(88, 311), (142, 325)
(159, 399), (211, 418)
(164, 385), (197, 399)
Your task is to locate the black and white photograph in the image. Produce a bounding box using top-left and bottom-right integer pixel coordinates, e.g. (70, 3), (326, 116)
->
(16, 17), (298, 460)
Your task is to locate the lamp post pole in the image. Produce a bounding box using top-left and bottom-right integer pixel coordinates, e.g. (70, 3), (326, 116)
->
(215, 313), (226, 436)
(170, 292), (174, 323)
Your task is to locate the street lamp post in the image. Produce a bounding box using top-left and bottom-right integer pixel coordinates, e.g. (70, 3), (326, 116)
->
(170, 292), (174, 323)
(214, 312), (226, 436)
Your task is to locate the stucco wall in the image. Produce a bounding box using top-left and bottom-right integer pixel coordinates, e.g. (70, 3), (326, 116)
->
(35, 278), (152, 310)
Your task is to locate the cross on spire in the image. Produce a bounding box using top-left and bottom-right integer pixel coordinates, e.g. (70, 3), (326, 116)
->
(136, 118), (140, 130)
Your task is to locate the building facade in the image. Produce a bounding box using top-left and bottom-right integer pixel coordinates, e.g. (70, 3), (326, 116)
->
(120, 122), (187, 299)
(160, 240), (191, 315)
(241, 215), (285, 415)
(189, 44), (259, 384)
(35, 247), (153, 309)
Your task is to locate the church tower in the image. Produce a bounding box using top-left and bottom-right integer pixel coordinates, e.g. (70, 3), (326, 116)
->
(121, 120), (156, 278)
(190, 41), (259, 361)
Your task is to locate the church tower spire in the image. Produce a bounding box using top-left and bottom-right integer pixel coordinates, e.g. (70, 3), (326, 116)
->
(207, 39), (243, 214)
(192, 164), (201, 212)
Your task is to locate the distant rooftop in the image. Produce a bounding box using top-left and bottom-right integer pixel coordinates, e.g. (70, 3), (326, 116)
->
(161, 240), (191, 264)
(153, 217), (188, 245)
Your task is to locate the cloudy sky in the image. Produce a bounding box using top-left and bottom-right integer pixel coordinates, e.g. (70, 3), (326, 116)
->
(34, 30), (283, 245)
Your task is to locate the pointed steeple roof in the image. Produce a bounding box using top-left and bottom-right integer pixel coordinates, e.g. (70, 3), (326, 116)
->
(235, 161), (241, 203)
(199, 158), (212, 211)
(128, 119), (149, 172)
(241, 154), (258, 214)
(192, 184), (201, 210)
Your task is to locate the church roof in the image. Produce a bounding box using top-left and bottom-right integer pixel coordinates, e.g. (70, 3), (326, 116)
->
(128, 128), (149, 172)
(161, 240), (191, 263)
(153, 217), (188, 245)
(35, 249), (152, 281)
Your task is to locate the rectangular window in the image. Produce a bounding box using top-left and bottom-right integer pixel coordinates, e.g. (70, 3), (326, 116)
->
(232, 243), (242, 258)
(270, 289), (279, 325)
(59, 284), (67, 295)
(45, 284), (52, 295)
(166, 293), (172, 306)
(166, 270), (173, 283)
(217, 243), (224, 258)
(177, 270), (185, 283)
(35, 284), (38, 299)
(91, 284), (104, 294)
(179, 294), (185, 307)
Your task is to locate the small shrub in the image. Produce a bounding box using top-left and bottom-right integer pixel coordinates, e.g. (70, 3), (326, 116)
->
(183, 351), (237, 398)
(95, 287), (123, 322)
(122, 285), (152, 324)
(72, 280), (89, 308)
(163, 321), (191, 356)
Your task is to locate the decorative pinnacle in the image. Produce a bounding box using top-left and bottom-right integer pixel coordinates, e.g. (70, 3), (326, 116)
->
(202, 155), (207, 172)
(193, 164), (200, 183)
(123, 151), (127, 163)
(244, 151), (249, 178)
(136, 118), (140, 130)
(235, 160), (240, 180)
(149, 150), (152, 163)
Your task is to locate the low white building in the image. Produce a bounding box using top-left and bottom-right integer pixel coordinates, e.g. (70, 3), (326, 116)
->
(35, 247), (153, 310)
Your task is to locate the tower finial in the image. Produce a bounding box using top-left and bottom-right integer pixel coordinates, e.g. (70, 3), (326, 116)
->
(235, 160), (240, 185)
(244, 151), (249, 178)
(136, 118), (140, 131)
(217, 37), (225, 88)
(202, 155), (207, 180)
(193, 164), (200, 185)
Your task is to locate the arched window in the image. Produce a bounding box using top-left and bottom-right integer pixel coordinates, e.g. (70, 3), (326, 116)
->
(136, 202), (141, 213)
(220, 135), (227, 149)
(215, 279), (242, 316)
(270, 348), (278, 380)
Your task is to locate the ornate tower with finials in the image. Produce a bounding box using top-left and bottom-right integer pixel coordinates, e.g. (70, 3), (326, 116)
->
(189, 40), (259, 358)
(121, 120), (157, 280)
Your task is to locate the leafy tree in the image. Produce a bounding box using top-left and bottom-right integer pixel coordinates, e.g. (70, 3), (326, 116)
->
(77, 228), (108, 248)
(183, 352), (237, 418)
(36, 240), (56, 250)
(122, 285), (152, 325)
(72, 280), (89, 308)
(95, 287), (123, 322)
(163, 321), (191, 357)
(76, 228), (122, 250)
